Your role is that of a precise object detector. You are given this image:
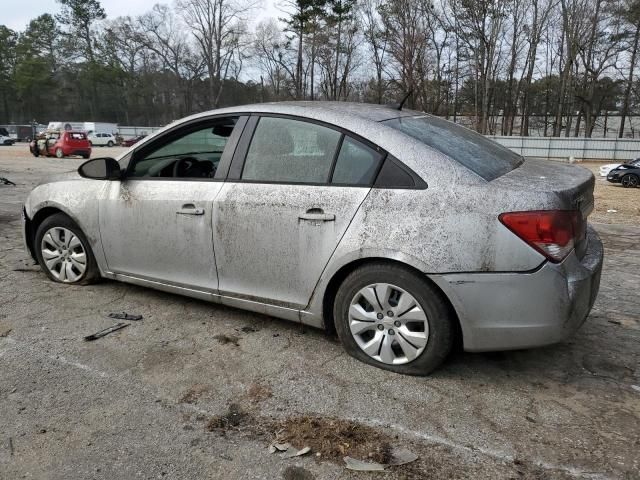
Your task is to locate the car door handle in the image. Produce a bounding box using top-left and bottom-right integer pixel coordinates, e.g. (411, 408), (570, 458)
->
(299, 208), (335, 222)
(177, 204), (205, 215)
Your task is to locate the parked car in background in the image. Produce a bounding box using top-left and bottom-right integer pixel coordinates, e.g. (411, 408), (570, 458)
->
(121, 135), (146, 147)
(30, 131), (91, 159)
(88, 132), (116, 147)
(599, 158), (640, 177)
(22, 102), (603, 375)
(607, 160), (640, 188)
(0, 133), (15, 145)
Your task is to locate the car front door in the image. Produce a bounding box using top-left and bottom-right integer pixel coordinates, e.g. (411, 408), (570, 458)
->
(213, 115), (385, 309)
(99, 116), (246, 292)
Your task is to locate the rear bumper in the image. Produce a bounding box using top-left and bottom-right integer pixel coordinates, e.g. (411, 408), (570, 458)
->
(431, 226), (603, 352)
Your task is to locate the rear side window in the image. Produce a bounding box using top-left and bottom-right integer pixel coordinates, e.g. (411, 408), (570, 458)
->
(331, 137), (382, 185)
(383, 115), (523, 181)
(242, 117), (341, 183)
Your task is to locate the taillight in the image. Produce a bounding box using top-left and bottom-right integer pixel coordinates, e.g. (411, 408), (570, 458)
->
(499, 210), (583, 263)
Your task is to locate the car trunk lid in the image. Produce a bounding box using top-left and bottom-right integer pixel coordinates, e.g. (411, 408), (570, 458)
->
(492, 159), (594, 259)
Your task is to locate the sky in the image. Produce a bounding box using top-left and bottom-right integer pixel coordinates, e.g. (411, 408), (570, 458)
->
(2, 0), (278, 31)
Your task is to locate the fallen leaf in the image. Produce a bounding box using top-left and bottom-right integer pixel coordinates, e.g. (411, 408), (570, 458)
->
(344, 456), (385, 471)
(387, 447), (418, 466)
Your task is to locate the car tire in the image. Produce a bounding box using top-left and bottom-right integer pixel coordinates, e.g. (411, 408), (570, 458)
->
(333, 262), (454, 376)
(621, 174), (638, 188)
(82, 153), (90, 159)
(34, 213), (100, 285)
(55, 148), (64, 158)
(107, 141), (114, 147)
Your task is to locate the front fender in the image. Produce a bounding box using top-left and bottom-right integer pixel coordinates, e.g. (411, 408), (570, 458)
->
(25, 180), (110, 274)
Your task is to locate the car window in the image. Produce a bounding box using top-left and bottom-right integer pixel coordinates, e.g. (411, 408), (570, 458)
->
(242, 117), (341, 183)
(331, 137), (382, 185)
(69, 132), (86, 140)
(383, 115), (523, 181)
(129, 117), (238, 179)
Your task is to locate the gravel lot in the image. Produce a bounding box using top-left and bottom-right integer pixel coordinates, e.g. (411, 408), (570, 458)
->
(0, 145), (639, 479)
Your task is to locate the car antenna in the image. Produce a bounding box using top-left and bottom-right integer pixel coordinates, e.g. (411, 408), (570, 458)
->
(392, 90), (413, 110)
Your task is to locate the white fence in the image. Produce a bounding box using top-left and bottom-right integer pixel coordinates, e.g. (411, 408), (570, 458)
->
(490, 136), (640, 162)
(117, 125), (163, 139)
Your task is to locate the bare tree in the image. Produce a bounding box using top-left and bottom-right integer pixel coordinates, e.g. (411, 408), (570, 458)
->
(361, 0), (388, 103)
(177, 0), (253, 107)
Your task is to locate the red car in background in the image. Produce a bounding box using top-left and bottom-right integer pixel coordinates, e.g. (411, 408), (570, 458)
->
(30, 131), (92, 159)
(121, 135), (147, 147)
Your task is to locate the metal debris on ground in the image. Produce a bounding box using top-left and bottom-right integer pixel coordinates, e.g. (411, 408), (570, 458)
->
(607, 209), (617, 213)
(84, 323), (129, 341)
(269, 443), (291, 454)
(344, 446), (418, 471)
(0, 177), (15, 186)
(269, 443), (311, 458)
(108, 312), (143, 321)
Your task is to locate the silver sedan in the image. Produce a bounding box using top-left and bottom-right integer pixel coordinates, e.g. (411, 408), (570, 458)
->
(22, 102), (603, 375)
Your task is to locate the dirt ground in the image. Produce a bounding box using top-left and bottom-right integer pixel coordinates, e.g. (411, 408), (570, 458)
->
(0, 145), (639, 479)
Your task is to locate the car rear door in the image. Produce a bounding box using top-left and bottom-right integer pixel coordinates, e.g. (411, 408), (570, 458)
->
(99, 116), (247, 292)
(213, 115), (385, 309)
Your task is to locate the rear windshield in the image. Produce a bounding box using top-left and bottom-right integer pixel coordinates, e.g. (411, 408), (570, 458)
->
(68, 132), (87, 140)
(383, 115), (523, 181)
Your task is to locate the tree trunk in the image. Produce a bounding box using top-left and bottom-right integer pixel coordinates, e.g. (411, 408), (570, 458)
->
(619, 23), (640, 138)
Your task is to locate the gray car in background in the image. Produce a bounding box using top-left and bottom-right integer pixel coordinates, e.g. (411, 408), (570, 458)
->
(22, 102), (603, 375)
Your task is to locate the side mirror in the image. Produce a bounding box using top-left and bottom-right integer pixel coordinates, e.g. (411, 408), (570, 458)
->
(78, 157), (122, 180)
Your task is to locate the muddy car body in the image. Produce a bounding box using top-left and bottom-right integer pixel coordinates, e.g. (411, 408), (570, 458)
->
(22, 102), (603, 374)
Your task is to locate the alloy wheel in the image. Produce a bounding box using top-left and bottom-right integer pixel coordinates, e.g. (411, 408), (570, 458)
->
(40, 227), (87, 283)
(622, 174), (638, 188)
(348, 283), (429, 365)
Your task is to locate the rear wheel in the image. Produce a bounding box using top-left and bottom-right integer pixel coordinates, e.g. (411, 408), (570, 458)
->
(621, 174), (638, 188)
(55, 148), (64, 158)
(34, 213), (100, 285)
(333, 263), (454, 375)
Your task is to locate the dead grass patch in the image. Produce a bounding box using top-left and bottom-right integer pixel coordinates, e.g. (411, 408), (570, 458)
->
(206, 403), (250, 431)
(270, 416), (394, 464)
(246, 382), (272, 404)
(178, 384), (209, 404)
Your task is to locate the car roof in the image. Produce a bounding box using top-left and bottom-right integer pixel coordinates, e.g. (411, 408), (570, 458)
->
(184, 101), (416, 124)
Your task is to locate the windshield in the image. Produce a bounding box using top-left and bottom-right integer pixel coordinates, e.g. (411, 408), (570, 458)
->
(383, 115), (524, 181)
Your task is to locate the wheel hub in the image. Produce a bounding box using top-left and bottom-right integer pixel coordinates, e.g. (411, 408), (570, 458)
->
(348, 283), (429, 365)
(40, 227), (87, 283)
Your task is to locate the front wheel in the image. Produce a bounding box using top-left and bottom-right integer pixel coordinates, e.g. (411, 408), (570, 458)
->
(333, 263), (454, 376)
(621, 174), (638, 188)
(34, 213), (100, 284)
(55, 148), (64, 158)
(107, 140), (114, 147)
